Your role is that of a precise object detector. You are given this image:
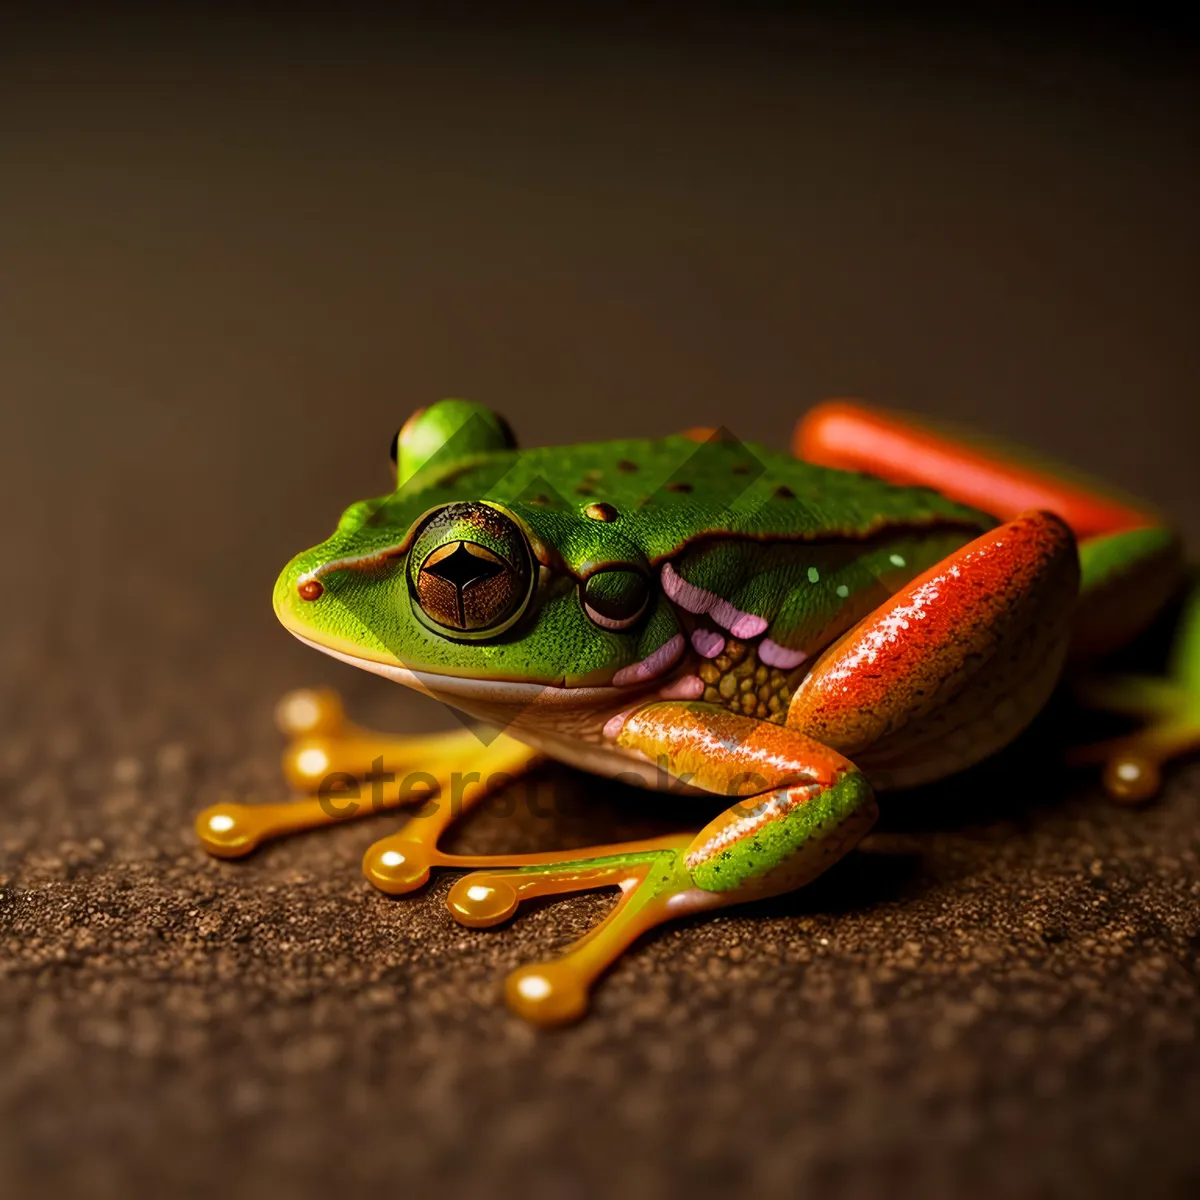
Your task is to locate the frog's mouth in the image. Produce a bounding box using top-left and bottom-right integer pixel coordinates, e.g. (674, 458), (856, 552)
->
(290, 633), (627, 710)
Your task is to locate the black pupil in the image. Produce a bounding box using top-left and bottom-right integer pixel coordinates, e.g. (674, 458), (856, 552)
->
(389, 429), (401, 465)
(423, 543), (504, 591)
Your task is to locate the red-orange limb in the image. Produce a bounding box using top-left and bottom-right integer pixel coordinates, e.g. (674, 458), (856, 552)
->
(795, 400), (1153, 537)
(788, 511), (1079, 787)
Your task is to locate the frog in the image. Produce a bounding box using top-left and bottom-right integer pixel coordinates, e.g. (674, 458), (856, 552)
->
(196, 398), (1200, 1025)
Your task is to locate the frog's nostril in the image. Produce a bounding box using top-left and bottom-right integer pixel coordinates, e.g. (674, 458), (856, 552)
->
(298, 580), (324, 601)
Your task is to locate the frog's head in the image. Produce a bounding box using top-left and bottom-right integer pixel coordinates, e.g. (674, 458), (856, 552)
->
(273, 400), (684, 721)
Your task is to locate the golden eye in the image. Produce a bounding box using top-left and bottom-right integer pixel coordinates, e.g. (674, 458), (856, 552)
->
(407, 503), (533, 637)
(417, 541), (522, 631)
(582, 569), (650, 632)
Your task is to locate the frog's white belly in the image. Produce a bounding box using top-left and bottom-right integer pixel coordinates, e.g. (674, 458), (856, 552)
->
(490, 726), (709, 795)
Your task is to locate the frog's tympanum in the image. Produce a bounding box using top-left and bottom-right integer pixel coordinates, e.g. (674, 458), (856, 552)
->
(197, 399), (1199, 1024)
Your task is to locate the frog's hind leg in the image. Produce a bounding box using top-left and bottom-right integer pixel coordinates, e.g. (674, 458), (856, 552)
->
(795, 400), (1159, 541)
(791, 509), (1081, 788)
(797, 400), (1193, 798)
(196, 687), (540, 866)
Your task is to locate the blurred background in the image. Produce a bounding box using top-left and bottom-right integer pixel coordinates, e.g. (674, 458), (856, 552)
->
(1, 9), (1197, 1199)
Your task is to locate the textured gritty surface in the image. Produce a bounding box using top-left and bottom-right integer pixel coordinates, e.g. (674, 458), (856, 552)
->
(2, 18), (1199, 1200)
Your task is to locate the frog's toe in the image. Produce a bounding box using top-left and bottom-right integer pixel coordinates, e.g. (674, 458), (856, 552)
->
(196, 691), (540, 861)
(195, 795), (353, 856)
(1070, 721), (1200, 804)
(362, 836), (435, 894)
(1101, 753), (1163, 804)
(447, 874), (521, 926)
(506, 962), (591, 1027)
(195, 801), (266, 858)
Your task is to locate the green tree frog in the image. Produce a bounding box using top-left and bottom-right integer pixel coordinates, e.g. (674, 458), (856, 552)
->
(197, 399), (1199, 1025)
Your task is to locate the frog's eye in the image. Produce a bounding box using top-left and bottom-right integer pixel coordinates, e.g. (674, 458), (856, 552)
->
(391, 400), (518, 485)
(407, 502), (533, 638)
(581, 568), (650, 632)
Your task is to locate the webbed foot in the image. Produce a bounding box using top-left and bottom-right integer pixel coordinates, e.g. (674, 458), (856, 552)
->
(1070, 581), (1200, 802)
(444, 837), (701, 1026)
(1070, 675), (1200, 802)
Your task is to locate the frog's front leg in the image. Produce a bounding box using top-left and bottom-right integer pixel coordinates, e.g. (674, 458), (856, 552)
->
(196, 687), (541, 886)
(445, 710), (877, 1026)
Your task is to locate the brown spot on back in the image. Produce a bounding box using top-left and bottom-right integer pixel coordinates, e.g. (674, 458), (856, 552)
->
(774, 485), (796, 500)
(666, 481), (693, 494)
(584, 502), (619, 522)
(616, 459), (639, 473)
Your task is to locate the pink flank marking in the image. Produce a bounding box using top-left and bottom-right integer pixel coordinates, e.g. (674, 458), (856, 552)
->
(759, 639), (808, 670)
(690, 628), (726, 658)
(612, 633), (686, 687)
(661, 562), (710, 614)
(661, 563), (767, 639)
(712, 600), (768, 639)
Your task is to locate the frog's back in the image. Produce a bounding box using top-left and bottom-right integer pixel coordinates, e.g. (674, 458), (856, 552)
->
(481, 434), (993, 561)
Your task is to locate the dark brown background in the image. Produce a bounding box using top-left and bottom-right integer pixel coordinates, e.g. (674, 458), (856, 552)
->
(2, 13), (1198, 1199)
